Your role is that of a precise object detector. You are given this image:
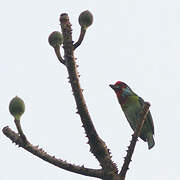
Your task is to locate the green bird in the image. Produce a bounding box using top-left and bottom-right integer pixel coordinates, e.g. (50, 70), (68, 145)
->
(109, 81), (155, 149)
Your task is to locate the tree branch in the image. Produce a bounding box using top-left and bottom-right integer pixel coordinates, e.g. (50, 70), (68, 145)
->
(59, 13), (118, 175)
(119, 102), (151, 180)
(2, 126), (103, 179)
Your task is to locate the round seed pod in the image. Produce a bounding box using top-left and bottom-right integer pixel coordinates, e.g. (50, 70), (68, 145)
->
(78, 10), (93, 30)
(48, 31), (63, 48)
(9, 96), (25, 120)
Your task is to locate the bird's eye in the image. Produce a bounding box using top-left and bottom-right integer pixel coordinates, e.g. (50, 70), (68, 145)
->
(115, 84), (121, 89)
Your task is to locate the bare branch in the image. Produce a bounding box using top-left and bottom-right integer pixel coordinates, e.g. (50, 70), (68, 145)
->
(59, 13), (118, 174)
(119, 102), (151, 180)
(2, 126), (103, 179)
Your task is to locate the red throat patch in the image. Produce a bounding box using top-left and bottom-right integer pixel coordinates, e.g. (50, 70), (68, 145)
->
(111, 81), (128, 105)
(114, 89), (127, 106)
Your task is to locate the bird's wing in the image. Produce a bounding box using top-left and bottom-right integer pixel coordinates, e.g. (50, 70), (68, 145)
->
(138, 97), (154, 134)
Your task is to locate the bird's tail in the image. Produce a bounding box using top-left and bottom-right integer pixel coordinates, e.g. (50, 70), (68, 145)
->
(147, 133), (155, 149)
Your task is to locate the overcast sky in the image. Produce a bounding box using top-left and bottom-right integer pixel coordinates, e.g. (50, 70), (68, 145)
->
(1, 1), (180, 180)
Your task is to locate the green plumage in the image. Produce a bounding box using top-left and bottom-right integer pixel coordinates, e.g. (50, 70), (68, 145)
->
(110, 81), (155, 149)
(122, 95), (155, 149)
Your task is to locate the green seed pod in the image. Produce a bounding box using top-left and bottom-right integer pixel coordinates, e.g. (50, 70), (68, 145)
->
(48, 31), (63, 48)
(9, 96), (25, 120)
(78, 10), (93, 30)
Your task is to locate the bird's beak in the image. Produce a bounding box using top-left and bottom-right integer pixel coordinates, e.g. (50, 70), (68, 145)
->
(109, 84), (116, 90)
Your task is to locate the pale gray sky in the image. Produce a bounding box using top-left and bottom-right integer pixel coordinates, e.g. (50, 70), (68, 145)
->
(1, 1), (180, 180)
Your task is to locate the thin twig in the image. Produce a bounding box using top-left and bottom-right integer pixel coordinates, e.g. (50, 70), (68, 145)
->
(14, 119), (28, 144)
(73, 28), (86, 50)
(119, 102), (151, 180)
(54, 46), (65, 64)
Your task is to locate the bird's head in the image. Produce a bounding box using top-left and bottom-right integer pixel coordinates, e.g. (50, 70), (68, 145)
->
(109, 81), (133, 99)
(109, 81), (127, 91)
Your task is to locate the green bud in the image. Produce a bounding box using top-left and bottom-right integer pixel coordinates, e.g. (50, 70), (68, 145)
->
(48, 31), (63, 48)
(78, 10), (93, 30)
(9, 96), (25, 120)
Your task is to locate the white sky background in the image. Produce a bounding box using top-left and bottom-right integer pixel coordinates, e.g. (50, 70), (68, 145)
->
(1, 0), (180, 180)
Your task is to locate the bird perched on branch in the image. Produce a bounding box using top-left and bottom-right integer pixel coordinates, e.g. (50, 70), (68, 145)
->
(109, 81), (155, 149)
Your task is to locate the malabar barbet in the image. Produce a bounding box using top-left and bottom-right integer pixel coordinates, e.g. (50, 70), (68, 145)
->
(109, 81), (155, 149)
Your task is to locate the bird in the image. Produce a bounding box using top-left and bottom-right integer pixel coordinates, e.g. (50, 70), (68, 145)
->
(109, 81), (155, 149)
